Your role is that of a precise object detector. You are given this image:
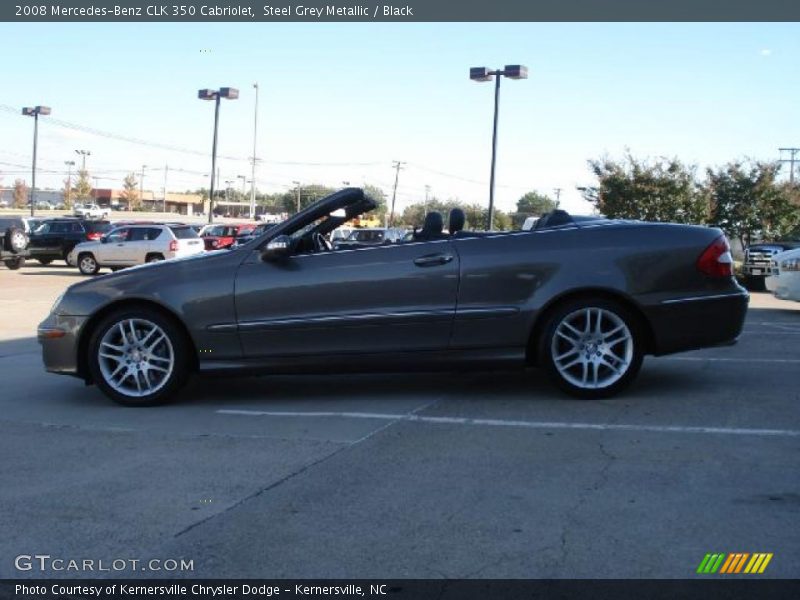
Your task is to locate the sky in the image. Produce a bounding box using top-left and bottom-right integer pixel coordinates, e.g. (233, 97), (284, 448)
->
(1, 22), (799, 215)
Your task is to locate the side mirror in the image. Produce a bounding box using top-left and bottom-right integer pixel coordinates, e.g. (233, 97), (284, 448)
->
(261, 235), (292, 261)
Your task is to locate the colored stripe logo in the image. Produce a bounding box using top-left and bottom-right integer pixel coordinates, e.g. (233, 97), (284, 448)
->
(697, 553), (773, 574)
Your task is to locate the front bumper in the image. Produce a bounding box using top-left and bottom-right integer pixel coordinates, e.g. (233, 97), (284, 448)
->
(38, 313), (88, 376)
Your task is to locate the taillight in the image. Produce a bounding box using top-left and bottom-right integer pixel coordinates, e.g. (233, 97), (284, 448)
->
(697, 235), (733, 278)
(169, 240), (178, 252)
(86, 232), (102, 240)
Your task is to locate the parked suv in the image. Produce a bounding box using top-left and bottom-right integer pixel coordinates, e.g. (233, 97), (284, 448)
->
(0, 216), (30, 269)
(68, 223), (205, 274)
(28, 218), (113, 265)
(742, 229), (800, 290)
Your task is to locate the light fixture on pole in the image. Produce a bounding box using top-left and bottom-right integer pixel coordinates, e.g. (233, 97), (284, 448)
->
(75, 149), (91, 171)
(22, 105), (51, 217)
(198, 87), (239, 223)
(469, 64), (528, 230)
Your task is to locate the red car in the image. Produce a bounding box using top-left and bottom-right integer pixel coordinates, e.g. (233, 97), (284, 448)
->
(200, 223), (255, 250)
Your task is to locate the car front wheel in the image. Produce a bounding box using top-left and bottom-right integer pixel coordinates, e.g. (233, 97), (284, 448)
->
(540, 299), (643, 399)
(87, 308), (191, 406)
(78, 253), (100, 275)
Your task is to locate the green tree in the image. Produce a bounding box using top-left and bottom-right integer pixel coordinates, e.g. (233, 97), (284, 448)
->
(512, 191), (557, 229)
(705, 161), (800, 249)
(13, 179), (28, 208)
(74, 170), (93, 202)
(121, 173), (140, 210)
(584, 154), (708, 224)
(363, 184), (388, 223)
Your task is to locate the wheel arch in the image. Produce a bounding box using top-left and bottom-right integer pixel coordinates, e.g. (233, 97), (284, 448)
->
(525, 287), (656, 365)
(77, 298), (199, 381)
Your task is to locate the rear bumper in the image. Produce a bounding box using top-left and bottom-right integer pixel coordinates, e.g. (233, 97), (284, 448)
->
(646, 290), (749, 356)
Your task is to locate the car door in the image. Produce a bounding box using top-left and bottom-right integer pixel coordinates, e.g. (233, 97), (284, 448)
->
(120, 227), (153, 264)
(101, 228), (131, 264)
(234, 239), (460, 357)
(30, 221), (66, 254)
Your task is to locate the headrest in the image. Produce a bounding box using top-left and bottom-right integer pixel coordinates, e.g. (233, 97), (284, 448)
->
(448, 208), (466, 234)
(421, 212), (444, 235)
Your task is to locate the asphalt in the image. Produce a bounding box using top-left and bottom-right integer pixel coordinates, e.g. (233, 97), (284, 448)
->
(0, 264), (798, 579)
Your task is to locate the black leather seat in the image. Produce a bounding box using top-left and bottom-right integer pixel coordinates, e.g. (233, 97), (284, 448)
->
(448, 208), (465, 235)
(414, 212), (445, 241)
(535, 209), (573, 230)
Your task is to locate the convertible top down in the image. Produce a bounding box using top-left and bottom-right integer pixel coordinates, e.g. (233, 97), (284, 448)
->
(39, 188), (748, 405)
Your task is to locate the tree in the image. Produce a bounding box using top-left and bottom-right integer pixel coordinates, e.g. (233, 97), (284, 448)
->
(62, 176), (74, 208)
(120, 173), (141, 210)
(398, 199), (513, 231)
(513, 191), (557, 228)
(280, 184), (337, 214)
(584, 154), (708, 224)
(13, 179), (28, 208)
(363, 184), (388, 223)
(74, 169), (93, 202)
(705, 161), (800, 249)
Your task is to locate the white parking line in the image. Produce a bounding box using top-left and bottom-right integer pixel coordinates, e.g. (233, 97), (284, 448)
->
(216, 409), (800, 438)
(660, 357), (800, 363)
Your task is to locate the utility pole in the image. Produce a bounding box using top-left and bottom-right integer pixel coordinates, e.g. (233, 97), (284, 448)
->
(163, 165), (169, 213)
(140, 165), (146, 208)
(553, 187), (562, 208)
(293, 181), (301, 213)
(250, 82), (259, 220)
(779, 147), (799, 186)
(389, 160), (405, 227)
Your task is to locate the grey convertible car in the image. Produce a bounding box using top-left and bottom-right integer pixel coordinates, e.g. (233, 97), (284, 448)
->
(39, 188), (748, 406)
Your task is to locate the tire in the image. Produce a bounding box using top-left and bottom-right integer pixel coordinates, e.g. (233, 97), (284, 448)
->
(145, 254), (165, 263)
(4, 227), (28, 253)
(4, 256), (25, 270)
(539, 298), (644, 399)
(37, 258), (53, 266)
(87, 307), (191, 406)
(78, 253), (100, 275)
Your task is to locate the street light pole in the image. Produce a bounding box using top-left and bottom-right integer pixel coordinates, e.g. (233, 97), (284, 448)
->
(23, 106), (51, 217)
(198, 87), (239, 224)
(75, 149), (91, 171)
(250, 82), (259, 220)
(470, 64), (528, 230)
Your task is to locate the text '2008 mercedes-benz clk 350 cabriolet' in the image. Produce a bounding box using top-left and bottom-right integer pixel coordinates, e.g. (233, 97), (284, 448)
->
(38, 188), (748, 406)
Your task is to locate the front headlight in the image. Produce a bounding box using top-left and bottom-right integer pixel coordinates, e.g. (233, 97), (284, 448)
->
(782, 258), (800, 271)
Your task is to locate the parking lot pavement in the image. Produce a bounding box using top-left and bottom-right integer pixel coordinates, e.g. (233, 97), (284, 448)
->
(0, 265), (798, 578)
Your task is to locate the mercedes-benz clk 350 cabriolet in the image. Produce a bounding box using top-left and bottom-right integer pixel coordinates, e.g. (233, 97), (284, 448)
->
(38, 188), (748, 406)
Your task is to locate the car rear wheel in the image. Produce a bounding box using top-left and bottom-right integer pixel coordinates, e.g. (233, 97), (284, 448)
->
(4, 227), (28, 253)
(145, 253), (164, 263)
(4, 257), (25, 270)
(540, 299), (643, 399)
(87, 308), (191, 406)
(78, 253), (100, 275)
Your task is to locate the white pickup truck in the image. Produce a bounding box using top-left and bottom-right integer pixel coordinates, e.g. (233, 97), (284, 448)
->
(73, 203), (111, 219)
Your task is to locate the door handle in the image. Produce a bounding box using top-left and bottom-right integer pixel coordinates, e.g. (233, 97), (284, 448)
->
(414, 253), (453, 267)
